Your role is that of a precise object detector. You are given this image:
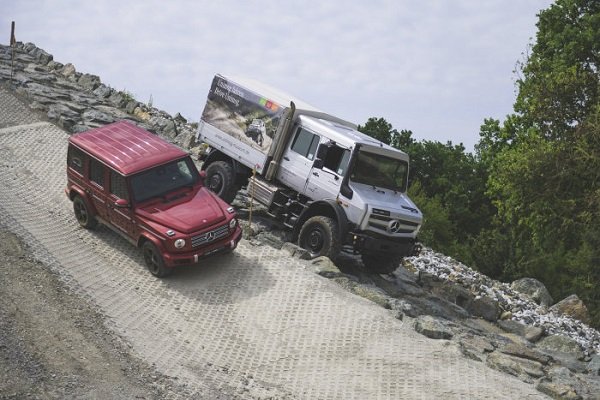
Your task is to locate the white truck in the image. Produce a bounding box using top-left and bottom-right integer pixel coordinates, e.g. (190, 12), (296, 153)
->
(197, 74), (423, 272)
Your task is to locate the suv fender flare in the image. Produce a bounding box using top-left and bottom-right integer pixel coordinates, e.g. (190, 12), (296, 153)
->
(292, 199), (349, 244)
(68, 187), (98, 216)
(137, 231), (164, 250)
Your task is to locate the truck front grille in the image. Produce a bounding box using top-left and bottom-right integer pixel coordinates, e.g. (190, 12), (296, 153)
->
(191, 224), (229, 247)
(368, 214), (419, 234)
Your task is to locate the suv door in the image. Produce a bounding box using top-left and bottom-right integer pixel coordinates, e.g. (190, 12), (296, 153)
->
(88, 158), (109, 220)
(107, 170), (136, 238)
(277, 126), (320, 193)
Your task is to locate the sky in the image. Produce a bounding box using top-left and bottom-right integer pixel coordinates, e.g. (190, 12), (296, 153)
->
(3, 0), (554, 152)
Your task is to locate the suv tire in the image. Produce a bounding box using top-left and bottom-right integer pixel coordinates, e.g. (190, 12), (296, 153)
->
(73, 195), (98, 229)
(205, 161), (237, 203)
(142, 241), (173, 278)
(298, 216), (340, 259)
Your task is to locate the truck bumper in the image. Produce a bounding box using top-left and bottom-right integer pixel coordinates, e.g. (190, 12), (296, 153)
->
(162, 226), (243, 267)
(348, 232), (417, 257)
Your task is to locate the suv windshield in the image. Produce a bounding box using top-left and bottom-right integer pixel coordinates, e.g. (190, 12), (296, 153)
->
(349, 150), (408, 192)
(131, 157), (199, 202)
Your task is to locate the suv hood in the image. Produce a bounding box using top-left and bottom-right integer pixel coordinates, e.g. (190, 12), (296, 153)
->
(137, 188), (226, 234)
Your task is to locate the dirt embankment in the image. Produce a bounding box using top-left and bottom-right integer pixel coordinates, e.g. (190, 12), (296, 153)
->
(0, 228), (183, 399)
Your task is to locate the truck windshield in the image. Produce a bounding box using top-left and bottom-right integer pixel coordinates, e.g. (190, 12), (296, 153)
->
(131, 157), (199, 203)
(349, 150), (408, 192)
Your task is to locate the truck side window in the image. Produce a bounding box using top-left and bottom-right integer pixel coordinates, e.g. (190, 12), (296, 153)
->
(67, 146), (84, 174)
(89, 159), (105, 188)
(323, 147), (351, 176)
(110, 171), (129, 200)
(291, 128), (319, 160)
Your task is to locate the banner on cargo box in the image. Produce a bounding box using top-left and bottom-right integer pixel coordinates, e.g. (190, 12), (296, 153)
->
(201, 76), (285, 152)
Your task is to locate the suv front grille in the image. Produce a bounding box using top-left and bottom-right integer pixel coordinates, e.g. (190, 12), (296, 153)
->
(191, 224), (229, 247)
(368, 214), (419, 234)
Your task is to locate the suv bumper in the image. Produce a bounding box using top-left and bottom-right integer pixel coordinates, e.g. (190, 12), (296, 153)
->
(162, 226), (242, 267)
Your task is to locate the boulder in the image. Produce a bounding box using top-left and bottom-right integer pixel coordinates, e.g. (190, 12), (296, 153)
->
(510, 277), (553, 307)
(413, 315), (454, 340)
(485, 351), (545, 383)
(467, 296), (500, 322)
(61, 63), (76, 77)
(497, 319), (544, 343)
(280, 242), (311, 260)
(587, 354), (600, 375)
(311, 256), (342, 278)
(550, 294), (590, 324)
(78, 73), (101, 91)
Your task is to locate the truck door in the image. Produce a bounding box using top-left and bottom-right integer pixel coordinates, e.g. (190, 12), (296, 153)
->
(88, 158), (109, 220)
(305, 144), (350, 200)
(277, 127), (320, 193)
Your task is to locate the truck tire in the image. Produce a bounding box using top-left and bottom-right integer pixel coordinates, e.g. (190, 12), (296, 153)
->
(142, 241), (173, 278)
(73, 195), (98, 229)
(361, 254), (401, 274)
(205, 161), (237, 203)
(298, 216), (341, 259)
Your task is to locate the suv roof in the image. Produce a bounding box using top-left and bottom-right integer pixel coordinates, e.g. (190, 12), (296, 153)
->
(69, 121), (187, 176)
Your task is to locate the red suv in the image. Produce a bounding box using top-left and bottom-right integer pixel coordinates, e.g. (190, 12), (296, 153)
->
(65, 121), (242, 277)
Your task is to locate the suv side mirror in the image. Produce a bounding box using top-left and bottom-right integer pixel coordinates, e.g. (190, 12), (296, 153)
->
(313, 158), (324, 169)
(199, 170), (207, 185)
(115, 198), (130, 208)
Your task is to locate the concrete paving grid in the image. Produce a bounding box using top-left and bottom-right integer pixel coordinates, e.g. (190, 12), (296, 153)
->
(0, 87), (547, 399)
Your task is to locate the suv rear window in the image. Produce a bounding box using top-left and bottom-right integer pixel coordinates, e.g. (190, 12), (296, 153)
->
(90, 159), (105, 187)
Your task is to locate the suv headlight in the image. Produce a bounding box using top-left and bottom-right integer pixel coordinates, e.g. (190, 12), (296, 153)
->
(229, 218), (237, 229)
(174, 238), (186, 249)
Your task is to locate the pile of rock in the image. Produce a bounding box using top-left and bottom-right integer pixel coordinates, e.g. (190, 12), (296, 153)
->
(0, 42), (197, 149)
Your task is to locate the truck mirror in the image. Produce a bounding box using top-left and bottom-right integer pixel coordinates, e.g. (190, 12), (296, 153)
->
(313, 158), (324, 169)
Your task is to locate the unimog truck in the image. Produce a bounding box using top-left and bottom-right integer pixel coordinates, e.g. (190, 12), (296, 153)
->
(197, 74), (422, 272)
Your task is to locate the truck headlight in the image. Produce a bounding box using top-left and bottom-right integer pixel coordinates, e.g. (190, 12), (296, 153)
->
(174, 238), (186, 249)
(229, 218), (237, 229)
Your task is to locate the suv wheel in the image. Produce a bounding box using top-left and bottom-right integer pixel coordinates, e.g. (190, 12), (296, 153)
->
(142, 241), (173, 278)
(73, 196), (98, 229)
(205, 161), (237, 203)
(298, 216), (340, 259)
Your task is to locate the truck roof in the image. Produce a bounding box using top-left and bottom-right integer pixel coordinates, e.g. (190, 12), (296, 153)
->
(221, 74), (358, 130)
(299, 115), (409, 160)
(69, 121), (187, 176)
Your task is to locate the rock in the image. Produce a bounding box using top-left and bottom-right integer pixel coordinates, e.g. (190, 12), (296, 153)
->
(81, 109), (115, 125)
(536, 334), (584, 358)
(485, 351), (545, 383)
(78, 73), (100, 91)
(497, 319), (544, 343)
(311, 256), (342, 278)
(550, 294), (591, 324)
(413, 315), (454, 340)
(457, 334), (495, 361)
(467, 296), (500, 322)
(587, 354), (600, 375)
(370, 273), (424, 297)
(93, 84), (112, 98)
(280, 242), (311, 260)
(498, 342), (551, 365)
(61, 63), (76, 77)
(349, 284), (390, 309)
(388, 298), (418, 318)
(511, 277), (553, 307)
(536, 380), (582, 400)
(500, 310), (512, 320)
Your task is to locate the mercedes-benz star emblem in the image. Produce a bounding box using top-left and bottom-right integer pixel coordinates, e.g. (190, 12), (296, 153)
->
(206, 231), (215, 241)
(388, 220), (401, 234)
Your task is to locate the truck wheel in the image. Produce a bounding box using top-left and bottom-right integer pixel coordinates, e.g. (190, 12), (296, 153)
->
(73, 195), (97, 229)
(298, 216), (340, 259)
(362, 254), (401, 274)
(205, 161), (237, 203)
(142, 241), (173, 278)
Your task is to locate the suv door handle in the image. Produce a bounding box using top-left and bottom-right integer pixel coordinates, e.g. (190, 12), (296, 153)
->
(312, 172), (319, 177)
(283, 156), (290, 161)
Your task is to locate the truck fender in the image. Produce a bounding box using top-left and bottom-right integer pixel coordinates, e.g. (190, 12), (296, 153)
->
(201, 149), (250, 178)
(292, 199), (349, 244)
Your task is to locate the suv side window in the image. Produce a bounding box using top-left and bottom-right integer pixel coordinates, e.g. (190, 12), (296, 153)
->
(67, 146), (85, 174)
(110, 171), (129, 200)
(323, 146), (351, 176)
(89, 159), (105, 187)
(291, 128), (319, 160)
